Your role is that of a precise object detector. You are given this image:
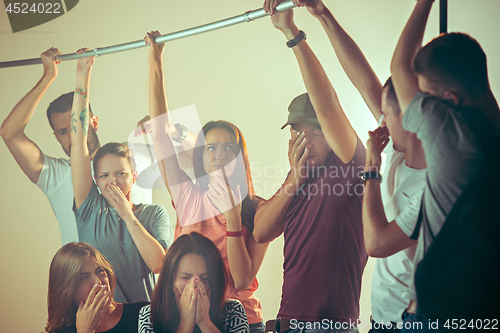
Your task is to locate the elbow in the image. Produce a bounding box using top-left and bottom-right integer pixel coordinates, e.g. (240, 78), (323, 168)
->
(252, 228), (272, 244)
(0, 124), (13, 141)
(252, 230), (265, 244)
(390, 60), (396, 76)
(151, 252), (166, 274)
(366, 247), (385, 258)
(365, 238), (389, 258)
(390, 51), (400, 75)
(150, 260), (163, 274)
(252, 217), (264, 243)
(252, 214), (277, 244)
(233, 277), (253, 291)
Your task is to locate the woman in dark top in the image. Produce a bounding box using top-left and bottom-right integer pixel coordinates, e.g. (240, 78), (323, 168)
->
(45, 242), (147, 333)
(138, 232), (249, 333)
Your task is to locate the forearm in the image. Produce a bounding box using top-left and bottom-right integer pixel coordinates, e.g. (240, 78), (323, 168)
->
(149, 60), (168, 120)
(286, 30), (338, 120)
(253, 179), (296, 243)
(148, 58), (187, 194)
(226, 214), (255, 289)
(71, 74), (93, 208)
(362, 178), (417, 257)
(391, 0), (434, 113)
(123, 215), (166, 274)
(0, 76), (52, 182)
(317, 8), (382, 120)
(149, 61), (172, 160)
(362, 179), (390, 253)
(281, 24), (357, 163)
(0, 75), (53, 139)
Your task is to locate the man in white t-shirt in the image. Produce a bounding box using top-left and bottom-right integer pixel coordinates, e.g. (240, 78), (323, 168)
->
(0, 47), (154, 245)
(280, 1), (427, 331)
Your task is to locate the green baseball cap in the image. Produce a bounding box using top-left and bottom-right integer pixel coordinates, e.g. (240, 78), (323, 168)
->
(281, 93), (321, 130)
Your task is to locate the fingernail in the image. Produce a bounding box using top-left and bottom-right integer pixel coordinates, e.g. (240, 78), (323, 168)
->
(302, 132), (306, 136)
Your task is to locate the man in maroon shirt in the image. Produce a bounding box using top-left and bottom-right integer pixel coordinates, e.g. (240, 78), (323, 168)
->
(254, 2), (367, 332)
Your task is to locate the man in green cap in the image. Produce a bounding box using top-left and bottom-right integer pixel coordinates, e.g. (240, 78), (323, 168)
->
(254, 2), (367, 331)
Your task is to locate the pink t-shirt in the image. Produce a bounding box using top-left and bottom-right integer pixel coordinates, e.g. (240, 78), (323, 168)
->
(174, 181), (263, 324)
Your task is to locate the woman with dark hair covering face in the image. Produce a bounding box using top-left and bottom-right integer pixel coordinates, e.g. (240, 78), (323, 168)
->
(144, 31), (268, 333)
(139, 232), (249, 333)
(45, 242), (148, 333)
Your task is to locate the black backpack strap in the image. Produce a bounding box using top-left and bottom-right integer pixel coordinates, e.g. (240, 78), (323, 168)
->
(459, 108), (500, 165)
(410, 174), (435, 241)
(410, 207), (422, 240)
(410, 189), (424, 240)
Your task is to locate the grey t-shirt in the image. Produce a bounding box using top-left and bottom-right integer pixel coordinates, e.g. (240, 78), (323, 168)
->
(74, 182), (173, 303)
(402, 92), (486, 300)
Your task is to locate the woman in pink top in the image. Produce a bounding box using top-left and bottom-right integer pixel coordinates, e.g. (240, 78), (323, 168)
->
(145, 31), (269, 333)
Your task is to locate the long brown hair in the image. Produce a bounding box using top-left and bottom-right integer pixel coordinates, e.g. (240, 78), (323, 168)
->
(45, 242), (117, 333)
(150, 232), (227, 333)
(192, 120), (260, 232)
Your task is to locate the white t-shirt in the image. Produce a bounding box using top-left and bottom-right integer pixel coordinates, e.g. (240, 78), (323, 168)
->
(36, 150), (155, 245)
(370, 138), (426, 323)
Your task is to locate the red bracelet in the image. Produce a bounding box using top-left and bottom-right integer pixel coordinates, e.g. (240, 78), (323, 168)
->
(227, 230), (244, 237)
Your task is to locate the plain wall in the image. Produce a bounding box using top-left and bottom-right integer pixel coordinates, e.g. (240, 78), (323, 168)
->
(0, 1), (499, 332)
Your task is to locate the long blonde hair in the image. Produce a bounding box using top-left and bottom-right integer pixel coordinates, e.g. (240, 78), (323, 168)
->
(45, 242), (117, 333)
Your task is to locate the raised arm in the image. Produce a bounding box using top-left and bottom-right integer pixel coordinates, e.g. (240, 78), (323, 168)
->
(0, 48), (61, 183)
(266, 2), (357, 163)
(362, 127), (416, 257)
(292, 0), (383, 120)
(70, 48), (95, 209)
(390, 0), (434, 113)
(145, 31), (190, 200)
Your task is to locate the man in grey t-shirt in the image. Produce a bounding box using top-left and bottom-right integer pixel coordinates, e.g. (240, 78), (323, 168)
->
(390, 0), (500, 330)
(0, 48), (157, 245)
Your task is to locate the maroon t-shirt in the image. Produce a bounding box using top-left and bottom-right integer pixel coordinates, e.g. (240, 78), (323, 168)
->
(278, 138), (367, 323)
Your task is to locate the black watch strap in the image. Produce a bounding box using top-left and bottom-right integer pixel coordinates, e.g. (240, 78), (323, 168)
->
(361, 171), (382, 184)
(286, 30), (307, 48)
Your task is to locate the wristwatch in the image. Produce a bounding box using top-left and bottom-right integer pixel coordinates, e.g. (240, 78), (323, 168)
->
(286, 30), (307, 48)
(361, 171), (382, 184)
(173, 123), (188, 144)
